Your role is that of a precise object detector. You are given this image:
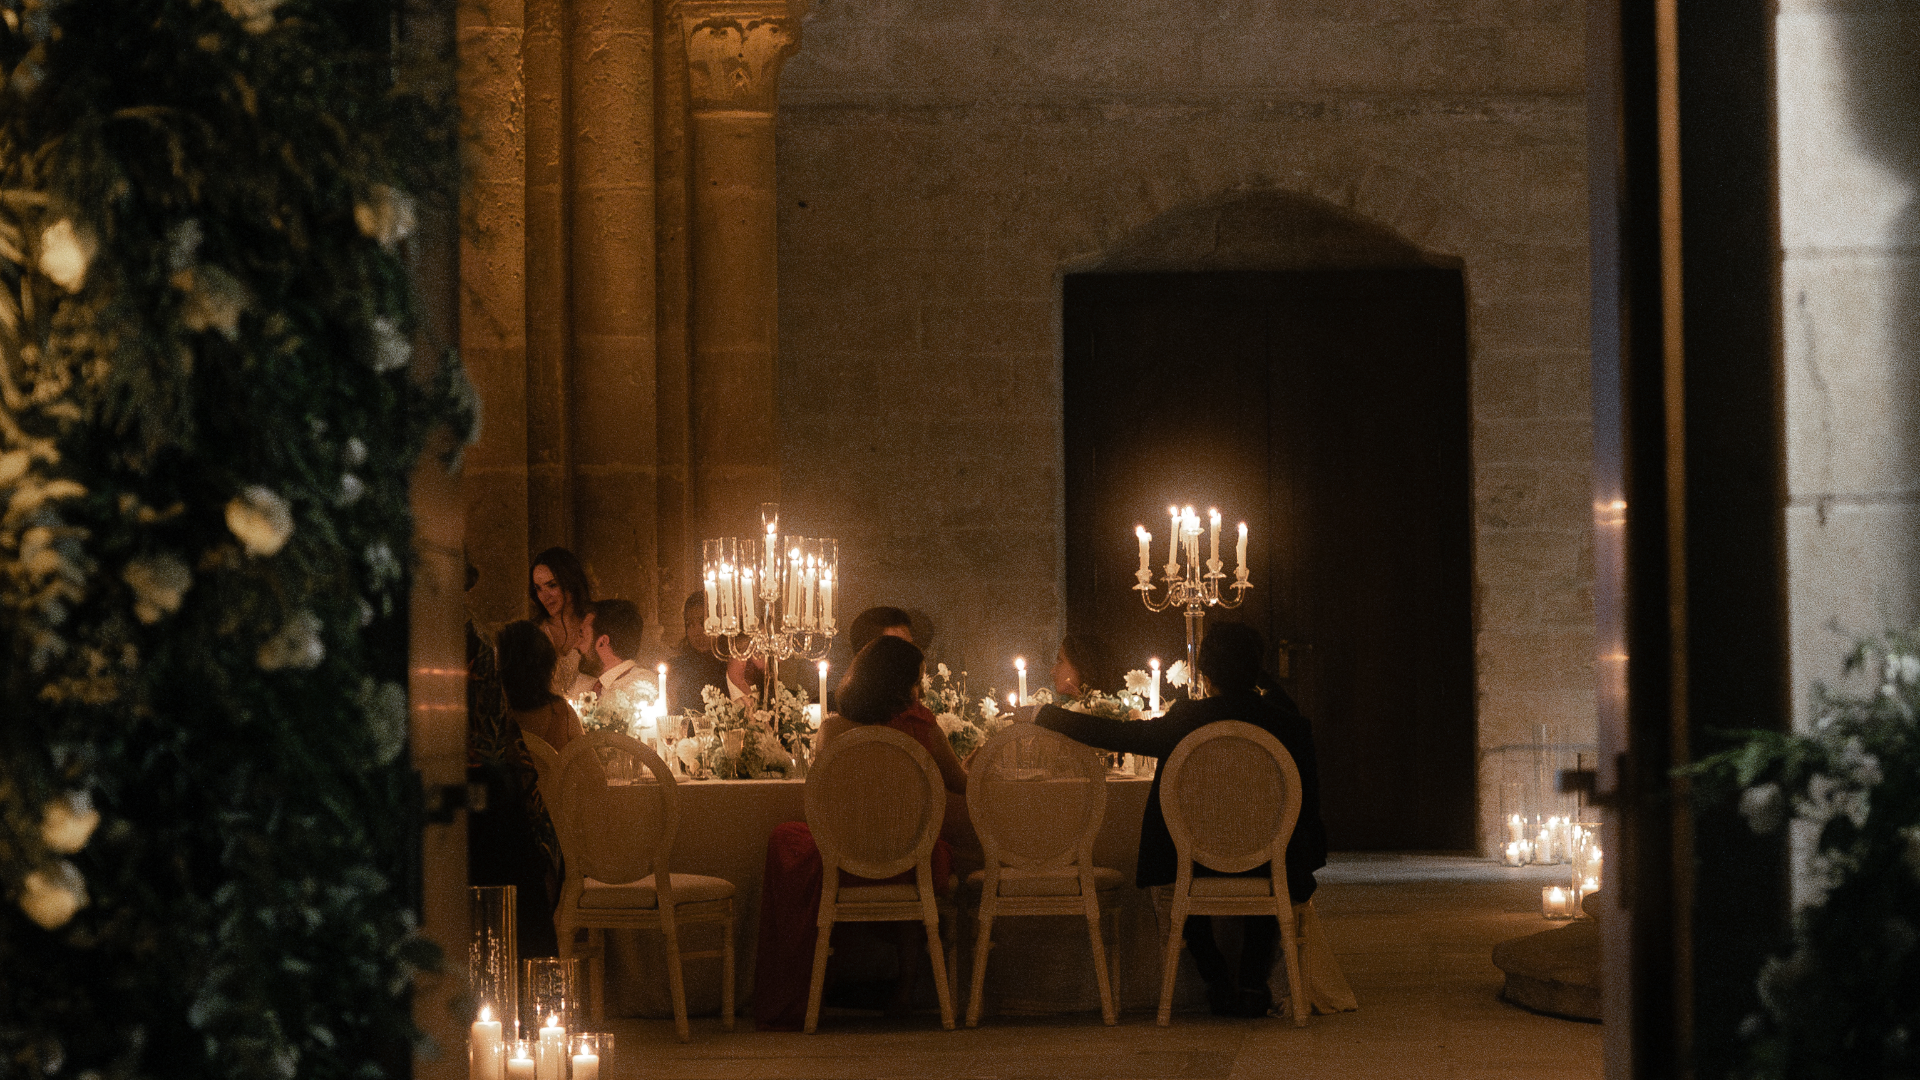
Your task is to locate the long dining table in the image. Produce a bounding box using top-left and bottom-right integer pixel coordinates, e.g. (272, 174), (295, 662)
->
(598, 773), (1217, 1020)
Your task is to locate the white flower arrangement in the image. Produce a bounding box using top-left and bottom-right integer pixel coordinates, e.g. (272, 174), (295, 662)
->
(921, 663), (1013, 758)
(580, 679), (661, 736)
(37, 218), (92, 292)
(677, 681), (812, 778)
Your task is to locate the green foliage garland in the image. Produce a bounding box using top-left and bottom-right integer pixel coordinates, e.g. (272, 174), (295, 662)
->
(0, 0), (472, 1076)
(1689, 629), (1920, 1080)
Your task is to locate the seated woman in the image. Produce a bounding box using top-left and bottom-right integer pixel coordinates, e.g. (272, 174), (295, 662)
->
(529, 547), (593, 697)
(498, 619), (585, 756)
(821, 634), (979, 870)
(755, 635), (974, 1029)
(1051, 631), (1120, 699)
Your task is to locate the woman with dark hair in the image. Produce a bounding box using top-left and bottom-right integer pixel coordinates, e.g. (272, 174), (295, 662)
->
(755, 635), (974, 1029)
(497, 619), (584, 755)
(529, 547), (593, 694)
(824, 635), (973, 851)
(1052, 631), (1120, 698)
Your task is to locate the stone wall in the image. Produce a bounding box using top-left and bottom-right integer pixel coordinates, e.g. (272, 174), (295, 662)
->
(1778, 0), (1920, 716)
(775, 0), (1595, 849)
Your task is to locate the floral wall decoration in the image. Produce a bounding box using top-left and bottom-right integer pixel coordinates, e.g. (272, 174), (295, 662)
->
(1689, 630), (1920, 1080)
(0, 0), (472, 1076)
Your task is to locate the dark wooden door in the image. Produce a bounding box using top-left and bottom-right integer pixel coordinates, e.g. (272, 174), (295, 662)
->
(1064, 271), (1475, 851)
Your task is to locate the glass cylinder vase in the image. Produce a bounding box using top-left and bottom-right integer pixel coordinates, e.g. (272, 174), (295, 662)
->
(521, 957), (584, 1038)
(469, 886), (519, 1041)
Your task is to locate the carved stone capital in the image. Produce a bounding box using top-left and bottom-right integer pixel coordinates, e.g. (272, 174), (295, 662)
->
(672, 0), (805, 113)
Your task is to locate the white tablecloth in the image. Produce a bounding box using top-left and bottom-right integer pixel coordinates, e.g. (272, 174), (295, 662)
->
(598, 775), (1228, 1019)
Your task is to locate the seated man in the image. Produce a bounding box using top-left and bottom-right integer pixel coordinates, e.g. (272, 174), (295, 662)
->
(1032, 622), (1327, 1017)
(569, 598), (649, 697)
(666, 590), (760, 712)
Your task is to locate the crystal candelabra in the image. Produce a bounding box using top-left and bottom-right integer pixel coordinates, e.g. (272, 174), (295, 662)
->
(703, 503), (837, 694)
(1133, 505), (1250, 699)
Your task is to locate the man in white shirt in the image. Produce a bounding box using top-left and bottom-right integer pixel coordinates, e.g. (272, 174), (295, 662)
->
(570, 599), (649, 697)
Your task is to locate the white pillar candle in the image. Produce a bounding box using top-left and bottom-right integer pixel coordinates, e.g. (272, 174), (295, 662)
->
(820, 568), (835, 632)
(1236, 521), (1248, 572)
(787, 549), (802, 624)
(1135, 525), (1151, 578)
(535, 1018), (565, 1080)
(741, 567), (758, 631)
(1166, 506), (1180, 574)
(1007, 691), (1018, 711)
(1015, 657), (1027, 705)
(703, 570), (718, 635)
(1149, 658), (1161, 714)
(764, 521), (779, 583)
(1542, 885), (1575, 919)
(1537, 827), (1555, 864)
(507, 1045), (535, 1080)
(1507, 814), (1525, 844)
(818, 660), (829, 704)
(470, 1007), (504, 1080)
(803, 555), (818, 630)
(1208, 508), (1221, 566)
(1183, 507), (1200, 572)
(571, 1050), (599, 1080)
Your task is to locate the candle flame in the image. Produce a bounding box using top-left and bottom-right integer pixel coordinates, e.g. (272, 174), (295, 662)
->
(1238, 521), (1247, 534)
(1007, 692), (1017, 707)
(479, 1005), (492, 1022)
(548, 1013), (559, 1026)
(1209, 507), (1220, 524)
(1014, 657), (1025, 671)
(1150, 657), (1160, 670)
(1135, 524), (1148, 539)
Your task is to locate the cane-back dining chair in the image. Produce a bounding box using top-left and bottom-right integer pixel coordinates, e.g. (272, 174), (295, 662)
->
(523, 730), (561, 808)
(802, 724), (957, 1032)
(1156, 720), (1310, 1027)
(550, 730), (737, 1042)
(964, 724), (1123, 1026)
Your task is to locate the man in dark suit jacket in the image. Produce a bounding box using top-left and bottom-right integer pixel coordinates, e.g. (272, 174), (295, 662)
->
(1034, 621), (1327, 1017)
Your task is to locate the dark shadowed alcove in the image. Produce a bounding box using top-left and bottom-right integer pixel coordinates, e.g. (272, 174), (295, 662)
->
(1063, 190), (1475, 851)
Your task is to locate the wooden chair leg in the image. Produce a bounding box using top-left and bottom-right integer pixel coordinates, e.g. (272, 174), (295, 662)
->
(589, 929), (606, 1024)
(925, 903), (956, 1030)
(803, 914), (834, 1034)
(1157, 901), (1187, 1027)
(966, 905), (995, 1028)
(661, 912), (691, 1043)
(1085, 899), (1116, 1026)
(1279, 903), (1308, 1028)
(722, 906), (737, 1032)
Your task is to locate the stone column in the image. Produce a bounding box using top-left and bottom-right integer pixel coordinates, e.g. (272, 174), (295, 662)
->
(672, 0), (803, 545)
(457, 0), (530, 626)
(567, 0), (659, 609)
(524, 0), (573, 558)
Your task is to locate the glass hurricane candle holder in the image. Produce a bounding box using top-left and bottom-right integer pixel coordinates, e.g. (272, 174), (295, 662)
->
(571, 1033), (613, 1080)
(1542, 885), (1576, 920)
(470, 886), (518, 1041)
(520, 958), (583, 1044)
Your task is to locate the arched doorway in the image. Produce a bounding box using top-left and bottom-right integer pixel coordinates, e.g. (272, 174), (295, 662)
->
(1062, 190), (1476, 850)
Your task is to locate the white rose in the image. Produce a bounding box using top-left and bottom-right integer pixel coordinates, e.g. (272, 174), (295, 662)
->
(19, 862), (87, 929)
(370, 317), (411, 372)
(38, 219), (94, 292)
(122, 553), (192, 623)
(1124, 669), (1152, 695)
(354, 185), (416, 249)
(936, 663), (951, 680)
(1167, 660), (1189, 688)
(226, 486), (294, 556)
(41, 793), (99, 853)
(935, 712), (964, 735)
(257, 609), (325, 671)
(977, 696), (1000, 721)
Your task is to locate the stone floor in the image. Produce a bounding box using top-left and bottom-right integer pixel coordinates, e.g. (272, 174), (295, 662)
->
(589, 855), (1603, 1080)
